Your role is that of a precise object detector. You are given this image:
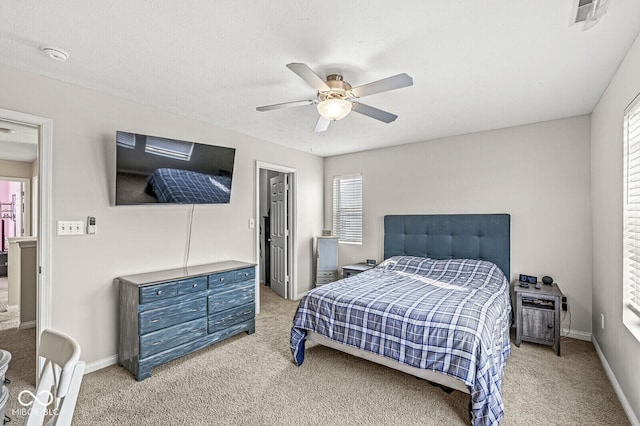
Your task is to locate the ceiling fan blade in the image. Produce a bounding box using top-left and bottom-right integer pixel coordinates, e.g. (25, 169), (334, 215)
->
(286, 63), (330, 92)
(256, 99), (316, 112)
(351, 102), (398, 123)
(314, 116), (331, 132)
(350, 73), (413, 98)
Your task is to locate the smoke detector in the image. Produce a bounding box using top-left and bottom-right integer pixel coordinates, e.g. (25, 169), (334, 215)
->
(40, 45), (70, 62)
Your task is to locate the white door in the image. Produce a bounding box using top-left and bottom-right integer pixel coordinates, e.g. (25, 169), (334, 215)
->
(270, 174), (288, 299)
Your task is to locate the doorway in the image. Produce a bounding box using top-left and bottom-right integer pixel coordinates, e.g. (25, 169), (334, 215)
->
(0, 177), (32, 330)
(0, 108), (53, 380)
(255, 162), (296, 313)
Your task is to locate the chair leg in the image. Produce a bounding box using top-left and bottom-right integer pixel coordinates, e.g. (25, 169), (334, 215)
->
(24, 362), (55, 426)
(48, 361), (85, 426)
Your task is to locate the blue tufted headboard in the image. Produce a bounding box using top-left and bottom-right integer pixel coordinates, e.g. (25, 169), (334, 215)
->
(384, 214), (511, 279)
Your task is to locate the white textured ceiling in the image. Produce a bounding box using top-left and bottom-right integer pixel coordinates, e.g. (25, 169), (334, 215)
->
(1, 1), (640, 157)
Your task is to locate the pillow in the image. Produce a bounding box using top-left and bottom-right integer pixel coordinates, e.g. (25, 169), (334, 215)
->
(379, 255), (432, 274)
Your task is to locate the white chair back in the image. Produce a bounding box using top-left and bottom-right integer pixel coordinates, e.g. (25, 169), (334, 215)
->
(24, 329), (85, 426)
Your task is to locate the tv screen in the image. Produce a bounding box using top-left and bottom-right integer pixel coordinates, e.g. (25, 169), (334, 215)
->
(115, 131), (236, 205)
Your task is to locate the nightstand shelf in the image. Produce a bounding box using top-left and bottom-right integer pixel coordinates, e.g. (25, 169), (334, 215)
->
(514, 282), (563, 356)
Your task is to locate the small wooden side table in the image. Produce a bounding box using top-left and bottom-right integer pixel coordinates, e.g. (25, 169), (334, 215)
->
(514, 282), (564, 356)
(342, 263), (374, 278)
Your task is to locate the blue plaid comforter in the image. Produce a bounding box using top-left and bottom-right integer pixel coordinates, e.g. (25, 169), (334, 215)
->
(291, 256), (511, 426)
(146, 168), (231, 203)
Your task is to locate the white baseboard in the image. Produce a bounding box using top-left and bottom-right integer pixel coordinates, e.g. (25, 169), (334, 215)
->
(561, 328), (591, 341)
(592, 336), (640, 426)
(18, 320), (36, 330)
(84, 354), (118, 375)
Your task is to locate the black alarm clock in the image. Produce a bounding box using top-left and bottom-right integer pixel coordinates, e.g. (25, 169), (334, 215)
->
(542, 276), (553, 285)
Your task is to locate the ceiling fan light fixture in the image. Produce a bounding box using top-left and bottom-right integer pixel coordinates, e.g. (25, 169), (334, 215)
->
(317, 98), (352, 121)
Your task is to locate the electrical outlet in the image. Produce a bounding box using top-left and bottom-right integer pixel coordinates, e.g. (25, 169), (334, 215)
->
(57, 220), (84, 236)
(601, 313), (605, 330)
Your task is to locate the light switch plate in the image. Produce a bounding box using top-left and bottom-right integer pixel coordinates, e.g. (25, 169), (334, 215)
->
(57, 220), (84, 236)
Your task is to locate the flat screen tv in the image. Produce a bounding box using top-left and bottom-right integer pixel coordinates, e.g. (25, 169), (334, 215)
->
(115, 131), (236, 205)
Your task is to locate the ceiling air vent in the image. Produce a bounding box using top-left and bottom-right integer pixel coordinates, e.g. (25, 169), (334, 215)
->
(574, 0), (610, 30)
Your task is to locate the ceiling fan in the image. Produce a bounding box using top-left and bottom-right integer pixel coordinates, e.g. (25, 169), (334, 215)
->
(256, 63), (413, 132)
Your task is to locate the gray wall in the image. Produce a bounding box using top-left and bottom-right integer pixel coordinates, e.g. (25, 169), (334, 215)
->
(591, 32), (640, 421)
(0, 63), (323, 365)
(324, 116), (593, 336)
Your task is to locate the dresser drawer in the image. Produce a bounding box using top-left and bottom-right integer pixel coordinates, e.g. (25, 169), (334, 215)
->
(139, 298), (207, 335)
(139, 282), (178, 304)
(317, 270), (337, 279)
(208, 271), (236, 288)
(208, 283), (254, 314)
(177, 276), (208, 295)
(139, 317), (207, 358)
(208, 303), (255, 334)
(234, 267), (255, 283)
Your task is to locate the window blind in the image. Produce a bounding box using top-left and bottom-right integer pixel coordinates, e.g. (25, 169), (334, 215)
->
(332, 174), (362, 244)
(145, 136), (194, 161)
(624, 95), (640, 316)
(116, 131), (135, 149)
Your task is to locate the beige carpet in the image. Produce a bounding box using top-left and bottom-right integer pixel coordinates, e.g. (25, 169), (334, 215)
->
(0, 282), (19, 331)
(0, 287), (631, 425)
(0, 326), (36, 425)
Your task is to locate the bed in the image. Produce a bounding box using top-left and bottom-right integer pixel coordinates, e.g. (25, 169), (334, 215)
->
(145, 168), (232, 204)
(290, 214), (511, 426)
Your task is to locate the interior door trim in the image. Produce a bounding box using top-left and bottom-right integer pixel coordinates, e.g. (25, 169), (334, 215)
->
(0, 107), (53, 375)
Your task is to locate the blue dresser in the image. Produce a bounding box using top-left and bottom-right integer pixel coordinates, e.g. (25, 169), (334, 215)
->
(118, 260), (256, 381)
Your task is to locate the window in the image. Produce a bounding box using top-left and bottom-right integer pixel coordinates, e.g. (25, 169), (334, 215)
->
(116, 131), (135, 149)
(145, 136), (194, 161)
(333, 174), (362, 244)
(623, 93), (640, 331)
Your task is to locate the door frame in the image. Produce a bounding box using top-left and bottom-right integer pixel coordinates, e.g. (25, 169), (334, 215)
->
(255, 161), (296, 313)
(0, 108), (53, 370)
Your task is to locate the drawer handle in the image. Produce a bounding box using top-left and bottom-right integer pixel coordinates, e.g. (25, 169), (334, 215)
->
(156, 290), (163, 296)
(150, 319), (160, 323)
(548, 324), (554, 328)
(192, 283), (198, 288)
(152, 341), (162, 346)
(191, 308), (199, 312)
(244, 273), (249, 277)
(220, 277), (224, 282)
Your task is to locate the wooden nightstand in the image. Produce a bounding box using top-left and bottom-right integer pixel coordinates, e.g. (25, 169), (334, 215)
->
(514, 282), (563, 356)
(342, 263), (374, 278)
